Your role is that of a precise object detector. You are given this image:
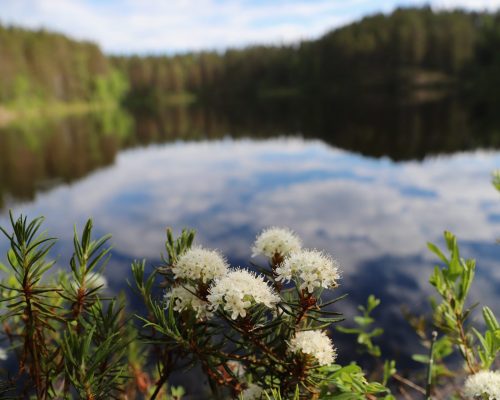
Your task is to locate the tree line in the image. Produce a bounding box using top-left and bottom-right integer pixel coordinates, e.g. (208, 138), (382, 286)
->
(0, 25), (127, 107)
(112, 7), (500, 104)
(1, 7), (500, 108)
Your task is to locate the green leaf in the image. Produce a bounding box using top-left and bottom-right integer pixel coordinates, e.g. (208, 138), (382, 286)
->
(354, 316), (374, 327)
(483, 306), (499, 331)
(444, 231), (457, 253)
(412, 354), (430, 364)
(427, 242), (448, 265)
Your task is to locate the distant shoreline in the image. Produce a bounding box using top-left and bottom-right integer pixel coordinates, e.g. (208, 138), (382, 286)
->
(0, 101), (119, 128)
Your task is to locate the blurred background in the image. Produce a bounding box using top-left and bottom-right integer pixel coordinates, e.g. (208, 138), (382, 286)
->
(0, 0), (499, 384)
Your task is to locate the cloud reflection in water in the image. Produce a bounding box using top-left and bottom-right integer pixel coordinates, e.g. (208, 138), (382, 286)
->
(1, 137), (499, 365)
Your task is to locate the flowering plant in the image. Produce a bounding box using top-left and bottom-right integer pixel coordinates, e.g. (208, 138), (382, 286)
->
(0, 171), (498, 398)
(131, 226), (393, 399)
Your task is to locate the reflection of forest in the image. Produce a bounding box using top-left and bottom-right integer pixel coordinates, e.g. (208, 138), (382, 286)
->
(1, 94), (499, 208)
(0, 110), (133, 208)
(132, 94), (500, 160)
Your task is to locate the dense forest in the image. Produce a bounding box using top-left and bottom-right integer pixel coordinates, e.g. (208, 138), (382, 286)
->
(1, 6), (500, 110)
(112, 7), (500, 104)
(0, 25), (127, 108)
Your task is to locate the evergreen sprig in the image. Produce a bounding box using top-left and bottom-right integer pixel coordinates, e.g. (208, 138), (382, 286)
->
(0, 213), (135, 399)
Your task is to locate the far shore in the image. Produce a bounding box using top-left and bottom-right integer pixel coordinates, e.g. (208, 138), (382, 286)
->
(0, 102), (119, 128)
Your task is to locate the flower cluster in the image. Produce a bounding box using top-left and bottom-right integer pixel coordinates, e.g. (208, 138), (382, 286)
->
(276, 249), (340, 293)
(226, 360), (245, 378)
(464, 370), (500, 399)
(289, 330), (337, 366)
(252, 227), (301, 259)
(164, 285), (212, 319)
(172, 247), (228, 283)
(207, 269), (279, 319)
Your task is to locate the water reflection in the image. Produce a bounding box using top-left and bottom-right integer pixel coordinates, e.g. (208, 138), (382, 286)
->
(1, 95), (500, 209)
(0, 137), (499, 366)
(0, 109), (134, 208)
(0, 96), (499, 368)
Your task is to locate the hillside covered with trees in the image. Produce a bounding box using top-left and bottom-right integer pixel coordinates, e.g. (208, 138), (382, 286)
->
(1, 7), (500, 112)
(112, 7), (500, 104)
(0, 25), (127, 111)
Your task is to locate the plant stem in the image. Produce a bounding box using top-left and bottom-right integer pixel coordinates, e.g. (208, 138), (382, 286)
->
(426, 331), (437, 399)
(22, 251), (44, 398)
(150, 370), (168, 400)
(392, 373), (425, 395)
(271, 253), (284, 292)
(455, 312), (476, 374)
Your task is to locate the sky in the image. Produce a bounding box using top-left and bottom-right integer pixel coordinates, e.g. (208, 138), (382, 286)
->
(1, 0), (500, 54)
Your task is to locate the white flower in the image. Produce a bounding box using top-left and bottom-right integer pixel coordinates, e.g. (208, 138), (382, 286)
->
(276, 249), (340, 293)
(71, 272), (107, 290)
(252, 227), (301, 258)
(207, 269), (279, 320)
(464, 370), (500, 399)
(164, 285), (212, 319)
(289, 330), (337, 366)
(172, 247), (228, 283)
(226, 360), (245, 378)
(240, 383), (263, 400)
(0, 347), (7, 361)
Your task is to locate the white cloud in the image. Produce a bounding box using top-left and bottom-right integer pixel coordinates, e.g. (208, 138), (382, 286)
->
(435, 0), (500, 8)
(0, 0), (355, 53)
(1, 0), (499, 54)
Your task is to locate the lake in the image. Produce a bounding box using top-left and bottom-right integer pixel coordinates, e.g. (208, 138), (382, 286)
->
(0, 95), (499, 372)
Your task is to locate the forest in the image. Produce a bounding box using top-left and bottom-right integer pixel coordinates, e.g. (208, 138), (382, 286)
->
(1, 6), (500, 111)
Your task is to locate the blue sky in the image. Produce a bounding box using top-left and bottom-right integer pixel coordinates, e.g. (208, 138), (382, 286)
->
(1, 0), (499, 54)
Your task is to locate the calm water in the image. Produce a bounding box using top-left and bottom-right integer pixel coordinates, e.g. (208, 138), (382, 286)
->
(0, 96), (499, 370)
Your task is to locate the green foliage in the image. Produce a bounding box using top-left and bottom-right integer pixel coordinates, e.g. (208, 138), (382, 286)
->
(0, 212), (132, 399)
(382, 360), (396, 386)
(91, 69), (130, 105)
(427, 231), (480, 373)
(398, 175), (500, 397)
(59, 309), (128, 399)
(317, 364), (394, 399)
(163, 227), (195, 265)
(404, 228), (500, 400)
(0, 213), (58, 398)
(263, 387), (300, 400)
(263, 363), (394, 400)
(493, 169), (500, 192)
(0, 25), (113, 106)
(337, 295), (383, 357)
(472, 306), (500, 370)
